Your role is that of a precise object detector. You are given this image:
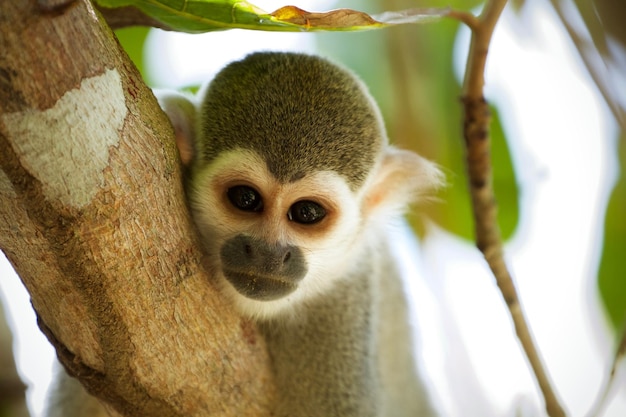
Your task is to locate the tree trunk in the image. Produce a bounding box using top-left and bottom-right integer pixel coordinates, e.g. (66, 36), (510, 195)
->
(0, 1), (275, 416)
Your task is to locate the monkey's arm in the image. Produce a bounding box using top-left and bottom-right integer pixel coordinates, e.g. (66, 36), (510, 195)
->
(45, 364), (112, 417)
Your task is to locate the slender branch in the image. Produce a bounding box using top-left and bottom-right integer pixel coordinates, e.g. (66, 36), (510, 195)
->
(586, 322), (626, 417)
(446, 9), (480, 31)
(462, 0), (507, 99)
(457, 1), (568, 417)
(549, 0), (626, 133)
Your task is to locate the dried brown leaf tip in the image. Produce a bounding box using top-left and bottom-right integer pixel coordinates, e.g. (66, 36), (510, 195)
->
(270, 6), (379, 29)
(269, 6), (447, 30)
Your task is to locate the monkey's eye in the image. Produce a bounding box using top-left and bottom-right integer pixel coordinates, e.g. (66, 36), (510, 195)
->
(227, 186), (263, 212)
(287, 201), (326, 225)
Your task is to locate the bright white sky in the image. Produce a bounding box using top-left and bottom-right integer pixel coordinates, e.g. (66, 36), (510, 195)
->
(1, 1), (625, 416)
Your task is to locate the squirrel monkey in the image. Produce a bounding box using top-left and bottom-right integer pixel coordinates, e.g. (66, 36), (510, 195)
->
(46, 52), (442, 417)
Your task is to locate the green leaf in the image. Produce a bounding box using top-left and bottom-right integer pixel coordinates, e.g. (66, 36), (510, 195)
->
(490, 105), (520, 240)
(114, 26), (150, 79)
(427, 105), (519, 241)
(598, 136), (626, 331)
(96, 0), (449, 33)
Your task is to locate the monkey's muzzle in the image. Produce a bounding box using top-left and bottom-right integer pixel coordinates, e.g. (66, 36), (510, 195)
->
(220, 235), (307, 301)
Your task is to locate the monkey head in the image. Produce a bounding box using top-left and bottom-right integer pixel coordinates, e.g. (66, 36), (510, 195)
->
(164, 52), (442, 319)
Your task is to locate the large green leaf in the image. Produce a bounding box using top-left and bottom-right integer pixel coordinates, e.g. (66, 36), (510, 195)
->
(97, 0), (448, 33)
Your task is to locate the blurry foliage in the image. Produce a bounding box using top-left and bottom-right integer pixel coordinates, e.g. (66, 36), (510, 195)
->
(598, 135), (626, 331)
(592, 0), (626, 48)
(317, 0), (518, 241)
(114, 26), (150, 79)
(591, 0), (626, 334)
(113, 0), (624, 332)
(552, 0), (626, 333)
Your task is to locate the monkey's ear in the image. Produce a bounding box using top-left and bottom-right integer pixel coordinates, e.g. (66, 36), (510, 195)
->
(154, 91), (197, 166)
(363, 148), (444, 217)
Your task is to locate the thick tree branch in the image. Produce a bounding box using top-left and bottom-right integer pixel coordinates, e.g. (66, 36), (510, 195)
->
(97, 5), (173, 31)
(450, 1), (568, 417)
(0, 1), (274, 416)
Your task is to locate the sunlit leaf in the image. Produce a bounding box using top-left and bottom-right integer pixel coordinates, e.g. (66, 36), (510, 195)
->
(270, 6), (444, 30)
(96, 0), (448, 33)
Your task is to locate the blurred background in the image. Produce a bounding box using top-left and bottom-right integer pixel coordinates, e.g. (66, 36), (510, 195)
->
(1, 0), (625, 416)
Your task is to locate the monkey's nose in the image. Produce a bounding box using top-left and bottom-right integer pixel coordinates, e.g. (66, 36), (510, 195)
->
(221, 234), (306, 279)
(241, 238), (290, 266)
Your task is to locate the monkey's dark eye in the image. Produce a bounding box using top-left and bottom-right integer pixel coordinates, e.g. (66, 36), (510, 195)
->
(287, 201), (326, 224)
(227, 186), (263, 212)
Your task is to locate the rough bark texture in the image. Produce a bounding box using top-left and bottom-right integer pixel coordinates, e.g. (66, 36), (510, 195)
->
(0, 1), (275, 416)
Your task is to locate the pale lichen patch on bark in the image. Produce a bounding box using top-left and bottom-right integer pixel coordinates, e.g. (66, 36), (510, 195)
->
(1, 69), (127, 208)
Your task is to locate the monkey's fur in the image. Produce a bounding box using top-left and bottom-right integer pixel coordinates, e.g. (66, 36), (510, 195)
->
(196, 52), (380, 189)
(45, 52), (442, 417)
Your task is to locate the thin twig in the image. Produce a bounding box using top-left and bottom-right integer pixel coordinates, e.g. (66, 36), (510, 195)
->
(548, 0), (626, 133)
(446, 9), (480, 31)
(586, 322), (626, 417)
(457, 1), (568, 416)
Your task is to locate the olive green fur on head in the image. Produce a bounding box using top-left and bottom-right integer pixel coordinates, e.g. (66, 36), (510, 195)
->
(196, 52), (385, 191)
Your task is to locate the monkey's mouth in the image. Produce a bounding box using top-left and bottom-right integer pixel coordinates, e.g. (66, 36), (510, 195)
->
(222, 270), (298, 301)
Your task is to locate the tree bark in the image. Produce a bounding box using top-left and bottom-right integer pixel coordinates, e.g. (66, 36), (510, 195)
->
(0, 1), (275, 416)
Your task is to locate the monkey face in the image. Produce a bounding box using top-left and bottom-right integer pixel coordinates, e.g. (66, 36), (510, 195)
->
(188, 149), (366, 319)
(159, 52), (444, 319)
